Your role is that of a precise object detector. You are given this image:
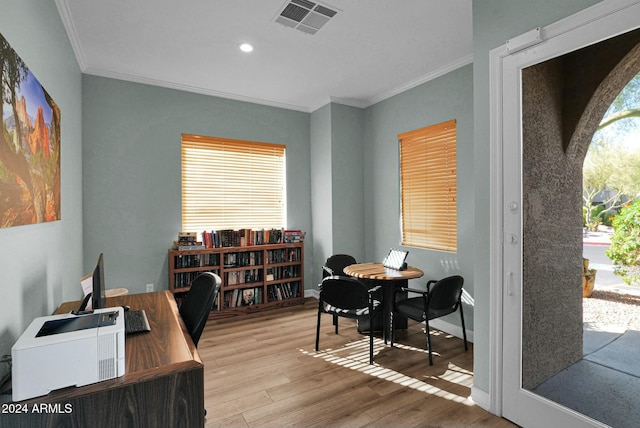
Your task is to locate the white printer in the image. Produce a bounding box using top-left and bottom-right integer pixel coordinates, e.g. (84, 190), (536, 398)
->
(11, 307), (125, 402)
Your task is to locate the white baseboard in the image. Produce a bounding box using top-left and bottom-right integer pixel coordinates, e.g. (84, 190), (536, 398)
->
(304, 292), (472, 342)
(470, 386), (491, 411)
(305, 288), (319, 299)
(429, 318), (474, 343)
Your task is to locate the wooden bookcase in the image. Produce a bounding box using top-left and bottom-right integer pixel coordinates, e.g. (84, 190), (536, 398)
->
(168, 242), (304, 319)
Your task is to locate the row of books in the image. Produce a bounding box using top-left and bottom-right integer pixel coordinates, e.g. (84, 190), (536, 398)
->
(173, 241), (206, 251)
(266, 248), (301, 264)
(223, 251), (262, 268)
(174, 268), (299, 288)
(223, 287), (263, 308)
(267, 282), (300, 302)
(284, 230), (305, 243)
(172, 248), (301, 272)
(178, 232), (197, 244)
(174, 232), (206, 250)
(223, 281), (302, 307)
(200, 229), (305, 248)
(201, 228), (277, 248)
(224, 269), (261, 285)
(266, 266), (299, 281)
(173, 270), (218, 289)
(174, 253), (220, 269)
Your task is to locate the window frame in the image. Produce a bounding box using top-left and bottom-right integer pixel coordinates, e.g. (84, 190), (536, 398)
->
(181, 134), (287, 233)
(398, 119), (458, 252)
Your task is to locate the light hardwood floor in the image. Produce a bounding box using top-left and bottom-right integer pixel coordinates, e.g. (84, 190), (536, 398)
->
(199, 298), (516, 428)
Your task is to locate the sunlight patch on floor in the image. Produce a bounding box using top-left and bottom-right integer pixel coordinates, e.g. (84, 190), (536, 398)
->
(301, 337), (473, 405)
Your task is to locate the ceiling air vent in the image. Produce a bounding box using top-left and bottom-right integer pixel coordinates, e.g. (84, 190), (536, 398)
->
(274, 0), (339, 35)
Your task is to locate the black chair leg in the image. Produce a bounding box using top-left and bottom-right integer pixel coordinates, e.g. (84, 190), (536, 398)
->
(369, 317), (374, 364)
(390, 312), (395, 347)
(315, 309), (322, 351)
(460, 303), (468, 351)
(425, 319), (433, 366)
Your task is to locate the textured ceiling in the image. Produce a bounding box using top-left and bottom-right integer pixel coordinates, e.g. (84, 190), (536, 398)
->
(56, 0), (472, 112)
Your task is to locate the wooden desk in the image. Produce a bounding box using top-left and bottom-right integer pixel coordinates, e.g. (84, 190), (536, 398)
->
(3, 291), (204, 428)
(344, 262), (424, 338)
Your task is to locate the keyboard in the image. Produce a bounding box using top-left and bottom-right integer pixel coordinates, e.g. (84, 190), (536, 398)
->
(124, 309), (151, 335)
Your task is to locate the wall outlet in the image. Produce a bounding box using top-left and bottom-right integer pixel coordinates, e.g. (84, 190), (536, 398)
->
(146, 283), (154, 292)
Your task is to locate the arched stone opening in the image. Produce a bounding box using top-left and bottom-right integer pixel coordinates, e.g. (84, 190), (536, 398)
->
(521, 29), (640, 389)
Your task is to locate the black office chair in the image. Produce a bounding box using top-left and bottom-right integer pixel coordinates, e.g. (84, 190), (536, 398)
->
(321, 254), (358, 329)
(322, 254), (357, 277)
(391, 275), (467, 365)
(315, 276), (383, 364)
(179, 272), (221, 347)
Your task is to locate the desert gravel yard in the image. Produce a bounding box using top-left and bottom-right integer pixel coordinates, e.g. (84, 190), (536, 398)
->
(583, 288), (640, 330)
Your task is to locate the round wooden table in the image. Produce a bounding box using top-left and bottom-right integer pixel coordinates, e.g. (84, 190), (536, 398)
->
(343, 262), (424, 282)
(343, 262), (424, 339)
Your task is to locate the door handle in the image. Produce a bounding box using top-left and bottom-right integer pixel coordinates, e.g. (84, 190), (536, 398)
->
(507, 271), (514, 296)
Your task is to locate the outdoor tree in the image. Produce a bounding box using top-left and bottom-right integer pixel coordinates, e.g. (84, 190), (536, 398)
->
(583, 139), (640, 229)
(592, 69), (640, 283)
(607, 199), (640, 285)
(583, 70), (640, 229)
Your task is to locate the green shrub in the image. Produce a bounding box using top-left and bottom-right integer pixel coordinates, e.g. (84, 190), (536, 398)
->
(606, 199), (640, 284)
(592, 205), (615, 226)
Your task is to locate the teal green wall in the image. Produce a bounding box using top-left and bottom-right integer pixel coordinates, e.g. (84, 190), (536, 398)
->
(363, 64), (475, 326)
(331, 104), (365, 262)
(0, 0), (609, 408)
(310, 103), (365, 284)
(471, 0), (601, 394)
(0, 0), (83, 381)
(310, 104), (332, 276)
(82, 76), (312, 294)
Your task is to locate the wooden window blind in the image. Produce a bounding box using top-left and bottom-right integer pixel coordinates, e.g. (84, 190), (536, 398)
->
(399, 119), (457, 252)
(181, 134), (286, 232)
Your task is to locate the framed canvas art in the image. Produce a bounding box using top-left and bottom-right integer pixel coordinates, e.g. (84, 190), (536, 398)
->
(1, 32), (61, 227)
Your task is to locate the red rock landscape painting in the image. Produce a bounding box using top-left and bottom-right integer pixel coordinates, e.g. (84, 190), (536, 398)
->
(1, 32), (61, 227)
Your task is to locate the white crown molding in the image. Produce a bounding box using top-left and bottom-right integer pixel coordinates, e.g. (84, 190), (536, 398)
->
(55, 0), (87, 70)
(82, 66), (312, 113)
(80, 58), (476, 114)
(361, 54), (474, 108)
(322, 55), (474, 112)
(327, 96), (368, 109)
(55, 0), (474, 115)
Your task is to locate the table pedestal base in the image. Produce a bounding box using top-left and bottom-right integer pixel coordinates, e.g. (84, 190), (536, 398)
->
(357, 279), (408, 335)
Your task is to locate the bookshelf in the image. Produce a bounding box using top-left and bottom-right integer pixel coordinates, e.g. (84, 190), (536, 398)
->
(168, 242), (304, 319)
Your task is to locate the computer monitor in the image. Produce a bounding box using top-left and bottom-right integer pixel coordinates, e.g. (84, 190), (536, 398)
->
(92, 253), (106, 310)
(382, 248), (409, 270)
(75, 253), (106, 313)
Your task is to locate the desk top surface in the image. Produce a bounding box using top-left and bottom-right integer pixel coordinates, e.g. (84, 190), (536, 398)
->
(344, 262), (424, 281)
(47, 290), (202, 401)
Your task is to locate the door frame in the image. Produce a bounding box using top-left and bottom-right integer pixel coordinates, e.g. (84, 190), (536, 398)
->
(489, 0), (640, 426)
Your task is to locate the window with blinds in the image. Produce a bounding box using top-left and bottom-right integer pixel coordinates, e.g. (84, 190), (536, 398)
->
(181, 134), (286, 232)
(399, 119), (457, 252)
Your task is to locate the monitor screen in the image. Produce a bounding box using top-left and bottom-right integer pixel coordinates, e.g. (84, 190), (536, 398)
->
(92, 253), (106, 310)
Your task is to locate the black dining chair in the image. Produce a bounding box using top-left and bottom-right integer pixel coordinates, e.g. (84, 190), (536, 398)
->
(315, 275), (383, 364)
(179, 272), (221, 347)
(321, 254), (358, 328)
(322, 254), (357, 277)
(391, 275), (467, 365)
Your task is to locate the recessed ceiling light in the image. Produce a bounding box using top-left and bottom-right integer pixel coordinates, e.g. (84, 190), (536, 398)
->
(239, 43), (254, 53)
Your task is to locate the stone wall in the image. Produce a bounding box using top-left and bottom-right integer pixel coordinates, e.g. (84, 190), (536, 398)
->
(521, 30), (640, 389)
